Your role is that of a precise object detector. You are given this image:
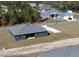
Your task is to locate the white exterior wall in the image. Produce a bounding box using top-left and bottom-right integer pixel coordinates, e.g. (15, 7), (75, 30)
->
(64, 16), (69, 20)
(63, 10), (76, 21)
(64, 16), (73, 20)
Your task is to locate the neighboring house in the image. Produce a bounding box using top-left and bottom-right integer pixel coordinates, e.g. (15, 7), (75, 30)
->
(40, 8), (64, 20)
(9, 24), (48, 41)
(39, 4), (75, 21)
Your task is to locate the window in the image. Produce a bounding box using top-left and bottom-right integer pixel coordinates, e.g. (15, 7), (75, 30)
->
(35, 33), (39, 37)
(29, 33), (34, 37)
(15, 35), (21, 41)
(21, 35), (26, 39)
(56, 14), (58, 17)
(40, 32), (45, 36)
(39, 32), (47, 37)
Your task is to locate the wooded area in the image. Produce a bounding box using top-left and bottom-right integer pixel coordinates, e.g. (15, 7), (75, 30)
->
(0, 1), (79, 26)
(0, 1), (41, 26)
(34, 1), (79, 12)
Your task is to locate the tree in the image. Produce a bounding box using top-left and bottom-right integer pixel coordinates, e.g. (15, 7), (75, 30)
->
(0, 1), (41, 26)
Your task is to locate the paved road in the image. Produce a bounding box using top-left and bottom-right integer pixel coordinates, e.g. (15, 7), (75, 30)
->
(14, 45), (79, 57)
(36, 45), (79, 57)
(0, 37), (79, 57)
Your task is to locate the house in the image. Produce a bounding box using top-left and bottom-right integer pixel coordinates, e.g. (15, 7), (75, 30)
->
(40, 8), (63, 19)
(9, 24), (48, 41)
(39, 4), (63, 19)
(38, 4), (76, 21)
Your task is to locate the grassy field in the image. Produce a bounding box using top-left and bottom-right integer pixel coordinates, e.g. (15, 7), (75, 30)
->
(46, 19), (67, 22)
(52, 22), (79, 37)
(0, 31), (72, 49)
(0, 32), (70, 49)
(0, 21), (79, 49)
(0, 31), (15, 49)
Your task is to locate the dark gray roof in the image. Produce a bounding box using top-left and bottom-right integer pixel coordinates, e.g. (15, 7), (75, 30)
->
(41, 8), (63, 15)
(40, 8), (64, 19)
(36, 45), (79, 57)
(10, 24), (47, 36)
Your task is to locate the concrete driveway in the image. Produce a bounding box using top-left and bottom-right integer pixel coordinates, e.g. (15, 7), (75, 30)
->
(41, 25), (61, 33)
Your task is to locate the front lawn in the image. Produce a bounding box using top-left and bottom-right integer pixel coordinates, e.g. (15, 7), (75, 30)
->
(0, 21), (79, 49)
